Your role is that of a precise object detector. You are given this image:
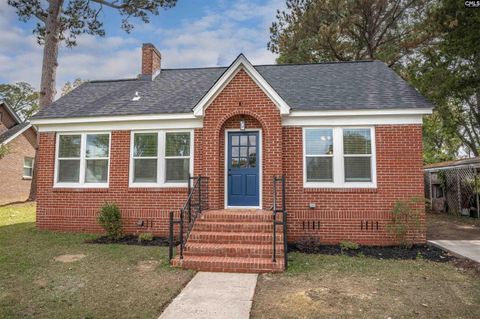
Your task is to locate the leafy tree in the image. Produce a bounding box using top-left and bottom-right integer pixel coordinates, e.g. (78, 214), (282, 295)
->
(268, 0), (433, 67)
(405, 0), (480, 157)
(0, 145), (9, 159)
(0, 82), (39, 120)
(8, 0), (178, 108)
(61, 78), (84, 97)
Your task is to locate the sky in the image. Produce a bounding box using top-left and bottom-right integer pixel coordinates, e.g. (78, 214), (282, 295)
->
(0, 0), (284, 97)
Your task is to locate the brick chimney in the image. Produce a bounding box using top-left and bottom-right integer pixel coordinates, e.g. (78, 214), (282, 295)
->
(141, 43), (161, 80)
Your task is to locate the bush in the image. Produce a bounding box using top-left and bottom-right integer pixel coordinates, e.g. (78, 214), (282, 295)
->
(138, 232), (154, 243)
(295, 236), (322, 254)
(339, 240), (359, 251)
(97, 202), (122, 240)
(386, 197), (423, 248)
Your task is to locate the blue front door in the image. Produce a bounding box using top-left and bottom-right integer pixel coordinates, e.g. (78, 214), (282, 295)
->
(227, 131), (259, 207)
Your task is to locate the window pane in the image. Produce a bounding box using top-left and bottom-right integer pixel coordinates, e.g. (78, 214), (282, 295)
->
(232, 136), (239, 146)
(134, 133), (158, 157)
(232, 147), (239, 157)
(345, 157), (371, 182)
(240, 135), (248, 146)
(58, 159), (80, 182)
(306, 157), (333, 182)
(166, 159), (189, 182)
(134, 159), (157, 183)
(240, 146), (248, 157)
(24, 157), (33, 168)
(344, 129), (371, 154)
(86, 134), (109, 158)
(305, 129), (333, 155)
(23, 168), (33, 177)
(85, 159), (108, 183)
(59, 135), (81, 158)
(249, 135), (256, 146)
(166, 132), (190, 157)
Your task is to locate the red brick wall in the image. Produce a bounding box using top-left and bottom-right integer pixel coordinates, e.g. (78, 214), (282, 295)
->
(36, 131), (188, 235)
(201, 69), (283, 210)
(35, 68), (425, 245)
(283, 125), (426, 245)
(0, 129), (37, 205)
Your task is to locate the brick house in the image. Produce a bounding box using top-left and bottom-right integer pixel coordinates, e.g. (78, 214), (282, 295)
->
(0, 102), (37, 205)
(31, 43), (432, 272)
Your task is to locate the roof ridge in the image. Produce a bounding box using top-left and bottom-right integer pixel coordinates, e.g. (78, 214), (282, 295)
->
(89, 78), (139, 84)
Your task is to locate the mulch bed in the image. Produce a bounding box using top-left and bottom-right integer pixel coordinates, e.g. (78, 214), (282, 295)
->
(289, 244), (456, 262)
(86, 235), (173, 246)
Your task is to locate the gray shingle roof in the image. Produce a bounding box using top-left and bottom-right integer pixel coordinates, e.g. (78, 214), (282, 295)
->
(0, 122), (30, 144)
(33, 60), (432, 119)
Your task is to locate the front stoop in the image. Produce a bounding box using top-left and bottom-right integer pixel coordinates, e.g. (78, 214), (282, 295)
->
(171, 210), (285, 273)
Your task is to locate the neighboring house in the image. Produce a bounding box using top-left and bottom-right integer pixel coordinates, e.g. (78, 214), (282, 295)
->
(0, 101), (37, 205)
(31, 43), (432, 272)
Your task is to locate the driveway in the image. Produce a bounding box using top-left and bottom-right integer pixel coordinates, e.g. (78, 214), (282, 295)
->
(427, 213), (480, 263)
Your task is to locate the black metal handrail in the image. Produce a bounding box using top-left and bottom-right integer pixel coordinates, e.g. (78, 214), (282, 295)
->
(169, 174), (204, 261)
(272, 175), (288, 269)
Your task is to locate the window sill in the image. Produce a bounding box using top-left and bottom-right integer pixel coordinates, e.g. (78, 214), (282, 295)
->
(52, 187), (109, 193)
(22, 177), (32, 180)
(128, 187), (189, 192)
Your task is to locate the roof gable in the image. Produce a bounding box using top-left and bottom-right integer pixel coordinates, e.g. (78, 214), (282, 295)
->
(192, 54), (290, 117)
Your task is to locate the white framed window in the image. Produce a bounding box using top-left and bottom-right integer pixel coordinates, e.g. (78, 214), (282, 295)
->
(23, 157), (34, 178)
(54, 132), (111, 188)
(129, 130), (193, 187)
(303, 127), (376, 188)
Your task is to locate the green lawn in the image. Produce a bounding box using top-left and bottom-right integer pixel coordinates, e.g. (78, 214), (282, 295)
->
(0, 203), (194, 319)
(252, 252), (480, 319)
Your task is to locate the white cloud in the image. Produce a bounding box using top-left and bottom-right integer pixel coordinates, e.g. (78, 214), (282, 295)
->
(0, 0), (284, 99)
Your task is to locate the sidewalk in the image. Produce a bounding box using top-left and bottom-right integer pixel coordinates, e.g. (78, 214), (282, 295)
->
(159, 272), (258, 319)
(429, 240), (480, 263)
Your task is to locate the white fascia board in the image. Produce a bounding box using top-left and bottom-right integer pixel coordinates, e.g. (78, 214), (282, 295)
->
(1, 124), (32, 145)
(288, 108), (433, 117)
(30, 113), (197, 125)
(36, 118), (202, 132)
(192, 54), (291, 117)
(1, 101), (22, 124)
(282, 113), (427, 126)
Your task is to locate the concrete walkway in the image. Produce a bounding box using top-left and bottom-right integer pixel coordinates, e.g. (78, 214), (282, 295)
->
(159, 272), (258, 319)
(429, 240), (480, 263)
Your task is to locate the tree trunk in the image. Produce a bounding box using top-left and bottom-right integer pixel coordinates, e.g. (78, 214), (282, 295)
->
(30, 0), (63, 201)
(39, 0), (63, 108)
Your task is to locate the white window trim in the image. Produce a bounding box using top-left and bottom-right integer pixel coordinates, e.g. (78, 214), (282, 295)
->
(129, 129), (194, 188)
(54, 132), (111, 188)
(23, 157), (34, 179)
(303, 127), (377, 188)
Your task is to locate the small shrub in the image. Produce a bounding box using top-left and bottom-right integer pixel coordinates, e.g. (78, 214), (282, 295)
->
(386, 197), (423, 248)
(97, 202), (122, 240)
(295, 236), (322, 254)
(339, 240), (359, 251)
(138, 232), (154, 243)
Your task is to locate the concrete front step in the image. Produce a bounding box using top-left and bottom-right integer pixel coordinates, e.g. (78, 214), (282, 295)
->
(184, 242), (284, 258)
(188, 231), (284, 244)
(172, 256), (284, 273)
(193, 221), (273, 233)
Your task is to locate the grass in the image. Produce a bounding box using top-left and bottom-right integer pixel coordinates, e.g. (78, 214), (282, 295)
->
(0, 203), (194, 319)
(252, 252), (480, 319)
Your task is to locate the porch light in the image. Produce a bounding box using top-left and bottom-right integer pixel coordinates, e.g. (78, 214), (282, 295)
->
(240, 118), (246, 131)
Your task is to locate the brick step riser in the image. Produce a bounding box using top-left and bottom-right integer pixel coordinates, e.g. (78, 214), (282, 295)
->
(172, 260), (284, 273)
(199, 217), (277, 223)
(188, 234), (284, 245)
(193, 223), (274, 233)
(183, 247), (284, 258)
